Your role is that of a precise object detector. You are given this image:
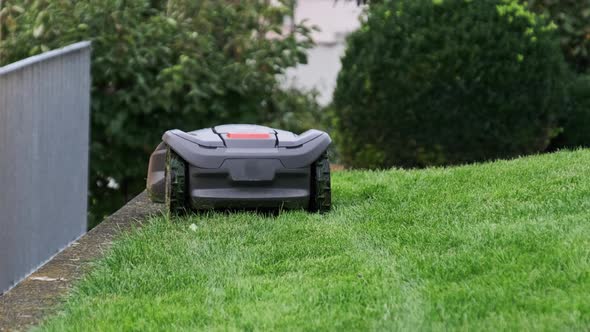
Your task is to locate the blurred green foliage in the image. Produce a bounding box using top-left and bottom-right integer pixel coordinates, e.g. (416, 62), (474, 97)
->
(333, 0), (568, 169)
(526, 1), (590, 149)
(555, 75), (590, 149)
(351, 0), (590, 74)
(528, 0), (590, 74)
(0, 0), (320, 227)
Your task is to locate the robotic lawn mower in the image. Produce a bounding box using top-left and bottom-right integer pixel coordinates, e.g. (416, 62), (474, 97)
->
(147, 124), (331, 214)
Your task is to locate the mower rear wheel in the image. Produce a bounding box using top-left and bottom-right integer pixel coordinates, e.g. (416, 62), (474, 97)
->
(309, 152), (331, 213)
(165, 146), (189, 216)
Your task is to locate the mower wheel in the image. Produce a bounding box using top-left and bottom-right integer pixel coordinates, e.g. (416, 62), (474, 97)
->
(165, 146), (189, 216)
(309, 152), (331, 213)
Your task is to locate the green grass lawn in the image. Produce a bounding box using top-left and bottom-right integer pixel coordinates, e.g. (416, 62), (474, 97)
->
(40, 150), (590, 331)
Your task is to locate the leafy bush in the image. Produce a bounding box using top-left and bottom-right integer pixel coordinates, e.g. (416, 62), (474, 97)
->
(350, 0), (590, 74)
(528, 0), (590, 74)
(0, 0), (317, 226)
(556, 75), (590, 148)
(524, 1), (590, 148)
(333, 0), (569, 169)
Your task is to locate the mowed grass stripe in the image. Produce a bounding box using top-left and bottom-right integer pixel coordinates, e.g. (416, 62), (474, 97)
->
(39, 150), (590, 331)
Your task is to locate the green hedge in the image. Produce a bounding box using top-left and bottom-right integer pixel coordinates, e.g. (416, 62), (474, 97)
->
(528, 0), (590, 74)
(559, 75), (590, 148)
(333, 0), (569, 169)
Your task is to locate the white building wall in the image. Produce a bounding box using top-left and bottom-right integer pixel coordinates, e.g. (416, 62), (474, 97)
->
(283, 0), (364, 106)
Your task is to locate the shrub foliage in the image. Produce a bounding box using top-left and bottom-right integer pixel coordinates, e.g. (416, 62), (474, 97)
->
(558, 75), (590, 148)
(0, 0), (318, 225)
(333, 0), (568, 169)
(528, 0), (590, 74)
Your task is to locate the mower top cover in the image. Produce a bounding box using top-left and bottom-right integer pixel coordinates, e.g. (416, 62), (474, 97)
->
(147, 124), (332, 214)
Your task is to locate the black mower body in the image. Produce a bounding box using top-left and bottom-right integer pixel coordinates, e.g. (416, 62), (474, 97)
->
(147, 124), (331, 212)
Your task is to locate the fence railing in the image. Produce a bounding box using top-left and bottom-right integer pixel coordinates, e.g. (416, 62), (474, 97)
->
(0, 42), (91, 294)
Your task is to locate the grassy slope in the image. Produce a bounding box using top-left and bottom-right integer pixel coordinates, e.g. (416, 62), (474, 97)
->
(40, 150), (590, 331)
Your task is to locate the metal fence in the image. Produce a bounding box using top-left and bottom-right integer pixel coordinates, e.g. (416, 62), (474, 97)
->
(0, 42), (91, 294)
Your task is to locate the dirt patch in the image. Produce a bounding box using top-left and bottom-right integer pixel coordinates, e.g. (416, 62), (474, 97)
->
(330, 164), (346, 172)
(0, 192), (163, 332)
